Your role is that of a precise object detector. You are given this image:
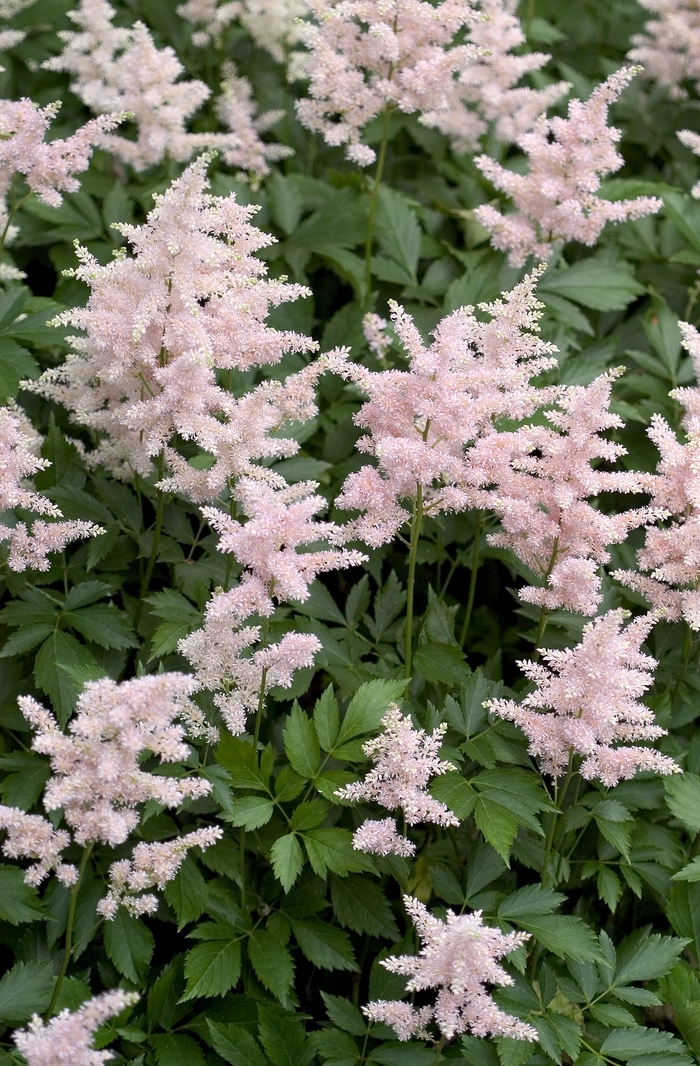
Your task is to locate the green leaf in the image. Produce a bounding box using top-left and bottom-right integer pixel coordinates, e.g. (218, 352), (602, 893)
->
(665, 773), (700, 833)
(103, 908), (155, 983)
(321, 992), (367, 1036)
(216, 735), (270, 791)
(303, 828), (375, 878)
(412, 642), (470, 686)
(0, 867), (43, 924)
(207, 1023), (268, 1066)
(600, 1027), (691, 1062)
(269, 172), (303, 236)
(258, 1003), (310, 1066)
(498, 886), (564, 920)
(430, 772), (477, 820)
(375, 186), (421, 281)
(313, 1028), (361, 1066)
(0, 752), (50, 809)
(330, 874), (400, 939)
(517, 915), (602, 962)
(286, 187), (366, 250)
(614, 932), (687, 986)
(247, 929), (295, 1003)
(34, 630), (100, 727)
(66, 604), (138, 650)
(284, 703), (321, 779)
(539, 258), (645, 311)
(336, 680), (406, 746)
(290, 918), (358, 971)
(150, 1034), (207, 1066)
(164, 855), (208, 929)
(667, 882), (700, 964)
(314, 686), (340, 751)
(0, 338), (39, 400)
(271, 833), (305, 892)
(0, 623), (54, 658)
(229, 796), (275, 830)
(180, 939), (242, 1001)
(474, 796), (517, 863)
(0, 961), (54, 1022)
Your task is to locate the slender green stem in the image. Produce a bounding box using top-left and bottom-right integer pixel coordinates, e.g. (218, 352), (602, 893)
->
(364, 105), (392, 301)
(139, 453), (166, 599)
(532, 538), (559, 659)
(241, 618), (270, 910)
(541, 762), (574, 889)
(432, 1036), (446, 1066)
(404, 484), (424, 681)
(673, 622), (694, 707)
(459, 510), (482, 649)
(45, 843), (93, 1020)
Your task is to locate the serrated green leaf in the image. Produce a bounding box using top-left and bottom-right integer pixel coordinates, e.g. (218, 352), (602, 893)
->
(336, 680), (407, 746)
(271, 833), (305, 892)
(207, 1023), (267, 1066)
(0, 752), (50, 809)
(66, 604), (137, 650)
(665, 774), (700, 834)
(180, 939), (241, 1001)
(164, 854), (208, 929)
(103, 908), (155, 983)
(321, 992), (367, 1036)
(0, 961), (54, 1022)
(34, 630), (100, 727)
(0, 867), (46, 923)
(284, 703), (320, 778)
(474, 796), (517, 863)
(150, 1034), (206, 1066)
(330, 874), (399, 939)
(498, 885), (564, 920)
(258, 1003), (310, 1066)
(229, 795), (275, 830)
(248, 929), (295, 1003)
(517, 915), (602, 962)
(290, 917), (358, 971)
(303, 828), (375, 878)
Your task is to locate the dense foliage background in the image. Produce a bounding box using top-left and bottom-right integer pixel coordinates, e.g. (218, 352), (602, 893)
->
(4, 2), (700, 1066)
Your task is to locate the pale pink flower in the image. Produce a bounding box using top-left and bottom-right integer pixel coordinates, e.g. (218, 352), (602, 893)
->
(18, 674), (212, 847)
(46, 0), (244, 170)
(629, 0), (700, 100)
(489, 609), (680, 785)
(0, 405), (100, 571)
(366, 895), (537, 1041)
(13, 990), (139, 1066)
(0, 806), (77, 886)
(0, 98), (123, 208)
(677, 130), (700, 197)
(203, 478), (365, 603)
(364, 1000), (433, 1040)
(238, 0), (309, 67)
(332, 270), (557, 548)
(215, 61), (292, 187)
(362, 312), (391, 361)
(336, 706), (458, 851)
(352, 817), (415, 857)
(180, 577), (322, 734)
(177, 0), (239, 45)
(456, 0), (569, 146)
(468, 371), (656, 615)
(475, 67), (662, 266)
(28, 155), (317, 497)
(97, 826), (222, 918)
(295, 0), (484, 165)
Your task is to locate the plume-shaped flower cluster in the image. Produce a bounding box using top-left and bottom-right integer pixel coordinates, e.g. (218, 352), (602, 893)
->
(0, 806), (77, 886)
(615, 325), (700, 627)
(489, 609), (680, 785)
(18, 673), (212, 846)
(0, 405), (100, 571)
(365, 896), (536, 1041)
(29, 154), (316, 498)
(177, 0), (239, 45)
(215, 61), (292, 186)
(475, 67), (662, 266)
(331, 270), (557, 548)
(468, 371), (656, 615)
(13, 990), (139, 1066)
(180, 577), (323, 734)
(0, 98), (123, 209)
(46, 0), (244, 170)
(629, 0), (700, 100)
(97, 826), (222, 918)
(336, 706), (458, 856)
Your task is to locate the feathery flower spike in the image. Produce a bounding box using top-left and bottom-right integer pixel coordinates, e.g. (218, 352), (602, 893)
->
(13, 991), (139, 1066)
(336, 706), (458, 856)
(0, 806), (76, 886)
(364, 896), (537, 1041)
(474, 67), (662, 266)
(629, 0), (700, 100)
(488, 609), (680, 785)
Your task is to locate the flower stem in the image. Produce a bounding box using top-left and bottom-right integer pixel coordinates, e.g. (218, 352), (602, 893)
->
(45, 843), (93, 1020)
(459, 510), (482, 649)
(364, 105), (392, 302)
(241, 618), (270, 911)
(404, 484), (424, 681)
(139, 453), (166, 599)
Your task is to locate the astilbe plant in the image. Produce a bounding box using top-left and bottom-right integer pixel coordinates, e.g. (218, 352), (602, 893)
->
(628, 0), (700, 99)
(475, 67), (663, 266)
